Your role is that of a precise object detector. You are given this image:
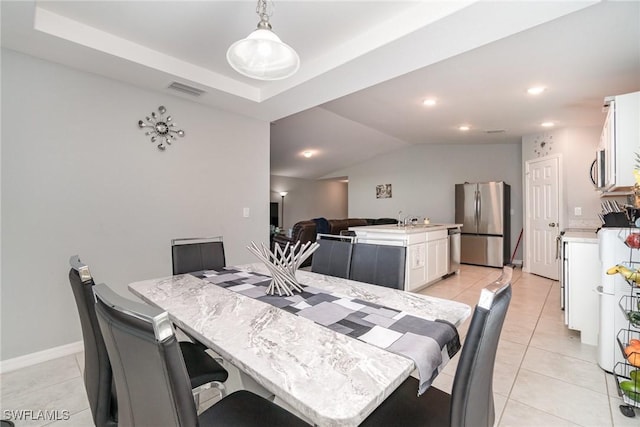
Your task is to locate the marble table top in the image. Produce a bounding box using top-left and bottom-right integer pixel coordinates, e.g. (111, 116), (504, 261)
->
(128, 264), (471, 426)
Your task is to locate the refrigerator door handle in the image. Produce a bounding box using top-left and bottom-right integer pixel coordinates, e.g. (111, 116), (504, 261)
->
(476, 190), (481, 228)
(474, 190), (480, 229)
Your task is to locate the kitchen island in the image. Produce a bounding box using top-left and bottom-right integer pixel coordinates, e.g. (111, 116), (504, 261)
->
(349, 223), (462, 291)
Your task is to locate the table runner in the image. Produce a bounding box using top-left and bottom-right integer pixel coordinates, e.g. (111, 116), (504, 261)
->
(194, 268), (461, 395)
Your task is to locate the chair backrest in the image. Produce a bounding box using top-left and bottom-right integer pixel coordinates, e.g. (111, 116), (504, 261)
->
(311, 234), (354, 279)
(93, 283), (198, 427)
(171, 236), (225, 275)
(450, 267), (513, 427)
(68, 256), (116, 427)
(349, 242), (406, 289)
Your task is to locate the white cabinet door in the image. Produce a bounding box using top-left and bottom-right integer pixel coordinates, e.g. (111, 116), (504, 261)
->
(601, 91), (640, 193)
(601, 103), (615, 189)
(426, 238), (449, 283)
(406, 242), (426, 291)
(436, 238), (449, 278)
(612, 92), (640, 189)
(565, 241), (601, 345)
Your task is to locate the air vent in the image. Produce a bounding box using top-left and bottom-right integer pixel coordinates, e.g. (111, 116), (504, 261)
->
(167, 82), (206, 97)
(485, 129), (506, 134)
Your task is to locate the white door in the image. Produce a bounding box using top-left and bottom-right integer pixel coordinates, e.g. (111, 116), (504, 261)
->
(525, 155), (561, 280)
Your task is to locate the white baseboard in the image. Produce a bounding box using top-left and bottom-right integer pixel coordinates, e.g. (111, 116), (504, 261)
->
(512, 259), (523, 266)
(0, 341), (84, 374)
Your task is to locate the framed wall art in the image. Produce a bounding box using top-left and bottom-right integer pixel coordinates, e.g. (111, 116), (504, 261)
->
(376, 184), (392, 199)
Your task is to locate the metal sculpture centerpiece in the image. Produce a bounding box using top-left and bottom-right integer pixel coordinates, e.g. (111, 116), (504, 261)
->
(247, 241), (319, 296)
(138, 106), (185, 150)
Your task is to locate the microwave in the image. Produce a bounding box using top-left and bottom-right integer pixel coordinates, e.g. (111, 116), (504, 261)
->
(590, 148), (607, 189)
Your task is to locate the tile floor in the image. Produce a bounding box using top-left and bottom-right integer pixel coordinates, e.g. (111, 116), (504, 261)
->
(0, 265), (637, 426)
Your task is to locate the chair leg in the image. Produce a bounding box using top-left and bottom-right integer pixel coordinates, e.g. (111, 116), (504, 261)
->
(192, 381), (226, 408)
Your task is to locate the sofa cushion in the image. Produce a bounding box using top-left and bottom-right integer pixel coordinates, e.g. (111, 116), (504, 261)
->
(328, 219), (349, 235)
(348, 218), (369, 227)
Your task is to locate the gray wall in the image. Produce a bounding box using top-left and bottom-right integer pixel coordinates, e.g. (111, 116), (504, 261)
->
(1, 49), (270, 361)
(522, 127), (603, 228)
(330, 143), (524, 260)
(270, 176), (348, 230)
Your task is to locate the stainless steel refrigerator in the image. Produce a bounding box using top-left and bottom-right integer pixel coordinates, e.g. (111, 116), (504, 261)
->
(455, 182), (510, 267)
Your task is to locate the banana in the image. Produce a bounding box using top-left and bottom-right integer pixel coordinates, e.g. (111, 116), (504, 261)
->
(607, 264), (640, 285)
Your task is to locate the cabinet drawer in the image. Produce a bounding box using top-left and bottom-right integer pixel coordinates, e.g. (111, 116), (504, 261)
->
(407, 233), (427, 244)
(425, 230), (447, 241)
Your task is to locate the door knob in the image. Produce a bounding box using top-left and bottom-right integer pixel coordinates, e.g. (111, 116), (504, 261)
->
(549, 222), (557, 227)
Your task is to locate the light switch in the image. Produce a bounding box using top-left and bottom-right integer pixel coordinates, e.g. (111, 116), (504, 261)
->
(243, 207), (250, 218)
(574, 207), (582, 216)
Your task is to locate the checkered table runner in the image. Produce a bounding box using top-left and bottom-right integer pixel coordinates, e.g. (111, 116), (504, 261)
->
(194, 268), (461, 395)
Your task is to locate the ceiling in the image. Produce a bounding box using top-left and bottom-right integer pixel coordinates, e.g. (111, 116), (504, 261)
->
(2, 1), (639, 179)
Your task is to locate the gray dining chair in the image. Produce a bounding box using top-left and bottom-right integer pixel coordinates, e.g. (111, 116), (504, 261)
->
(69, 255), (228, 427)
(93, 282), (309, 427)
(311, 234), (354, 279)
(172, 236), (226, 275)
(360, 266), (513, 427)
(68, 256), (116, 427)
(349, 242), (406, 289)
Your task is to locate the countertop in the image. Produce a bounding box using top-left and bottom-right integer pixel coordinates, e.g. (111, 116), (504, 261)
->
(350, 223), (462, 234)
(562, 229), (598, 243)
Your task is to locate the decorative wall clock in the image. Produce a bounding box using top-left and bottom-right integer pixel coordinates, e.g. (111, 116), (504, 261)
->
(138, 106), (185, 150)
(533, 133), (554, 157)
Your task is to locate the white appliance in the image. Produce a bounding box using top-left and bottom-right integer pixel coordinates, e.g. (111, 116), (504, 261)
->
(597, 227), (640, 372)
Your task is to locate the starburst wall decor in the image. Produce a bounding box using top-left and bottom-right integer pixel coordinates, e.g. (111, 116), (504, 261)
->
(138, 106), (185, 150)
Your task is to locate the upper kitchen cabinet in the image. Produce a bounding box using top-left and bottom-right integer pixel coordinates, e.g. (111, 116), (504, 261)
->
(600, 91), (640, 195)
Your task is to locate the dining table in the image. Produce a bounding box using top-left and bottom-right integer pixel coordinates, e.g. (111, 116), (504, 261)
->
(128, 263), (471, 426)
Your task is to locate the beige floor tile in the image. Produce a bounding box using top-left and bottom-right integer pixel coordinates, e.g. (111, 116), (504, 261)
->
(609, 397), (640, 425)
(501, 321), (535, 346)
(0, 355), (81, 402)
(521, 346), (607, 395)
(494, 392), (509, 426)
(497, 339), (528, 367)
(74, 352), (84, 376)
(493, 360), (520, 396)
(510, 369), (612, 426)
(431, 371), (454, 394)
(43, 408), (94, 427)
(499, 399), (581, 427)
(529, 325), (597, 363)
(535, 310), (568, 333)
(605, 370), (617, 395)
(1, 377), (90, 427)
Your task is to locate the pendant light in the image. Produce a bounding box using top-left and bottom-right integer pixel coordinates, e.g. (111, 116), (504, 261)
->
(227, 0), (300, 81)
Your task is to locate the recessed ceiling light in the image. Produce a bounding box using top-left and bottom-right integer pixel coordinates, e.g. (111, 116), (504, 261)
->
(302, 150), (313, 158)
(423, 98), (437, 106)
(527, 86), (546, 95)
(459, 125), (470, 131)
(541, 121), (555, 127)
